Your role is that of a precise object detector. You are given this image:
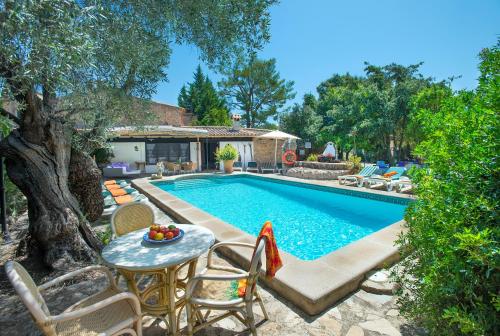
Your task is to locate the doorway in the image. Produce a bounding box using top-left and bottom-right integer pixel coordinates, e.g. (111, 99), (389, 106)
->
(201, 140), (219, 170)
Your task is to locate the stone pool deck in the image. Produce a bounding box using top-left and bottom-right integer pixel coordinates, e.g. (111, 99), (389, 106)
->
(132, 173), (413, 315)
(0, 192), (423, 336)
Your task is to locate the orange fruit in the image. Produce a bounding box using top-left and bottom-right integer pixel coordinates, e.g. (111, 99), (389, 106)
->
(165, 232), (174, 240)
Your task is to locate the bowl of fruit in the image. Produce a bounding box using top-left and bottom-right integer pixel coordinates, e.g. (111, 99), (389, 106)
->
(143, 224), (184, 244)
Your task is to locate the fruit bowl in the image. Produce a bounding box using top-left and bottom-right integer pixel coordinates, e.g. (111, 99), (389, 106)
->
(143, 229), (184, 244)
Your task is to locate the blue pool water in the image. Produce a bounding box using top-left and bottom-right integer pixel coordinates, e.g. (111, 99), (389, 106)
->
(156, 175), (407, 260)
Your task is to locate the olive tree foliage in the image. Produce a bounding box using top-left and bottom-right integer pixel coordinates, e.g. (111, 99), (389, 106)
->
(394, 41), (500, 335)
(0, 0), (276, 268)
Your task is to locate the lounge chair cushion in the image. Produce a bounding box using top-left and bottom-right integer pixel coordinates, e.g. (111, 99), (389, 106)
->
(110, 189), (127, 197)
(114, 195), (134, 205)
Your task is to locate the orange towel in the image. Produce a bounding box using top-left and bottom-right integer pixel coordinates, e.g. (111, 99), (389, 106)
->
(106, 184), (121, 190)
(114, 195), (134, 205)
(237, 279), (247, 297)
(255, 221), (283, 279)
(383, 171), (397, 178)
(110, 188), (127, 197)
(104, 180), (116, 185)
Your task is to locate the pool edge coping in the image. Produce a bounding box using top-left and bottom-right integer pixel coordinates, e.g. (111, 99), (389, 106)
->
(132, 173), (408, 315)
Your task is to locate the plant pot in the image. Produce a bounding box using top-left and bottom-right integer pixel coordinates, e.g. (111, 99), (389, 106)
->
(223, 160), (234, 173)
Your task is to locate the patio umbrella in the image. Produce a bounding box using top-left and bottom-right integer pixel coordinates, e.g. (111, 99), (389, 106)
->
(258, 130), (300, 168)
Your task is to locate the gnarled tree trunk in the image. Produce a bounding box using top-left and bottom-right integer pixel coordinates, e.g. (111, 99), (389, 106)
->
(1, 123), (102, 269)
(68, 149), (104, 222)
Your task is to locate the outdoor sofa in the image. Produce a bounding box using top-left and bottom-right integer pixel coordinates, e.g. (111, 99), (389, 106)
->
(103, 162), (140, 177)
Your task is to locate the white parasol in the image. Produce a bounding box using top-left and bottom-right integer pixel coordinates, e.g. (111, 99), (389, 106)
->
(258, 130), (300, 168)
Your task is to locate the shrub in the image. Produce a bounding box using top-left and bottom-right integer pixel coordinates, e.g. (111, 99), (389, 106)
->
(394, 41), (499, 335)
(215, 144), (238, 161)
(306, 153), (318, 161)
(347, 155), (362, 173)
(5, 173), (27, 218)
(1, 116), (27, 218)
(96, 226), (112, 245)
(92, 147), (114, 165)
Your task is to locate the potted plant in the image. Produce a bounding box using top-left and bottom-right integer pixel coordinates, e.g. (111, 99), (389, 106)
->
(215, 144), (239, 173)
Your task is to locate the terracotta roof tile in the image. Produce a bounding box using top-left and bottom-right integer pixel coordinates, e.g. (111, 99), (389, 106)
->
(112, 125), (271, 139)
(187, 126), (271, 137)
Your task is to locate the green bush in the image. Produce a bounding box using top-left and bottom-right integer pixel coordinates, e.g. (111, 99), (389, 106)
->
(96, 226), (112, 245)
(306, 153), (318, 161)
(215, 144), (239, 161)
(394, 41), (499, 335)
(347, 155), (362, 173)
(92, 147), (114, 165)
(4, 173), (27, 218)
(1, 116), (27, 218)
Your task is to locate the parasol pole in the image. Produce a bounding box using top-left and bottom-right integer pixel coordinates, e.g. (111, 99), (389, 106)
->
(274, 138), (278, 170)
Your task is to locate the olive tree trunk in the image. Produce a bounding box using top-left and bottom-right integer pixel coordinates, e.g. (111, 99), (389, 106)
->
(1, 123), (102, 269)
(68, 149), (104, 222)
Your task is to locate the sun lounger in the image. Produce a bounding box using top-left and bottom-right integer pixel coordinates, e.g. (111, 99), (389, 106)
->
(365, 167), (406, 191)
(233, 161), (243, 171)
(276, 162), (283, 174)
(338, 165), (378, 187)
(102, 186), (137, 198)
(376, 160), (390, 169)
(393, 177), (414, 194)
(246, 161), (259, 173)
(259, 161), (275, 173)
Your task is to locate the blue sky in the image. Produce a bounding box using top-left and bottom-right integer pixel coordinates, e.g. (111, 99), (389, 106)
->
(152, 0), (499, 107)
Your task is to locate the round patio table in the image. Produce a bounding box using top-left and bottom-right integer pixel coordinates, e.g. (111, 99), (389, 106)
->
(101, 224), (215, 336)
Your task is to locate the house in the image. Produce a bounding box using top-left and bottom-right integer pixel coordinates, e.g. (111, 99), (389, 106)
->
(108, 102), (288, 172)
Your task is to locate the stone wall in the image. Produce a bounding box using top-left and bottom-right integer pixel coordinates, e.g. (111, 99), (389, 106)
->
(151, 101), (195, 126)
(285, 160), (351, 180)
(295, 161), (350, 171)
(286, 167), (350, 180)
(253, 138), (285, 163)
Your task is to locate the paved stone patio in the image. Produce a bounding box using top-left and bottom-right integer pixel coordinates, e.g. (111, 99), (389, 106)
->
(0, 197), (424, 336)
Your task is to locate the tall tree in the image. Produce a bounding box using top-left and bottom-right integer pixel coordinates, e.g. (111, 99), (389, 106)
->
(220, 57), (295, 128)
(317, 65), (431, 161)
(280, 94), (322, 144)
(0, 0), (276, 269)
(177, 65), (231, 126)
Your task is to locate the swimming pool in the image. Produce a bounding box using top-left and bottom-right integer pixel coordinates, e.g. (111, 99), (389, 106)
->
(156, 175), (408, 260)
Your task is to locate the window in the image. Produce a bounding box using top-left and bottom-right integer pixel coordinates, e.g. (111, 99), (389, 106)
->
(146, 143), (190, 164)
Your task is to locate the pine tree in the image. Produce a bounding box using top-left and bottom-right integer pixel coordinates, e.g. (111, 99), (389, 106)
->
(178, 65), (231, 125)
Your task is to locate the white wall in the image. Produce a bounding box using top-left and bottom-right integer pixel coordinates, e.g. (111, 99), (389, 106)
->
(110, 142), (145, 168)
(189, 142), (201, 171)
(218, 141), (254, 171)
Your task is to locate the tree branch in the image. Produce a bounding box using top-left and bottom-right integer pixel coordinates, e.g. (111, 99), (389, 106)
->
(0, 106), (20, 125)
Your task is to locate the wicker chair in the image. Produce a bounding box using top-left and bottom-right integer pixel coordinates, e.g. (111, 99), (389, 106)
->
(111, 203), (155, 238)
(185, 239), (268, 336)
(181, 161), (197, 173)
(165, 162), (181, 174)
(5, 261), (142, 336)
